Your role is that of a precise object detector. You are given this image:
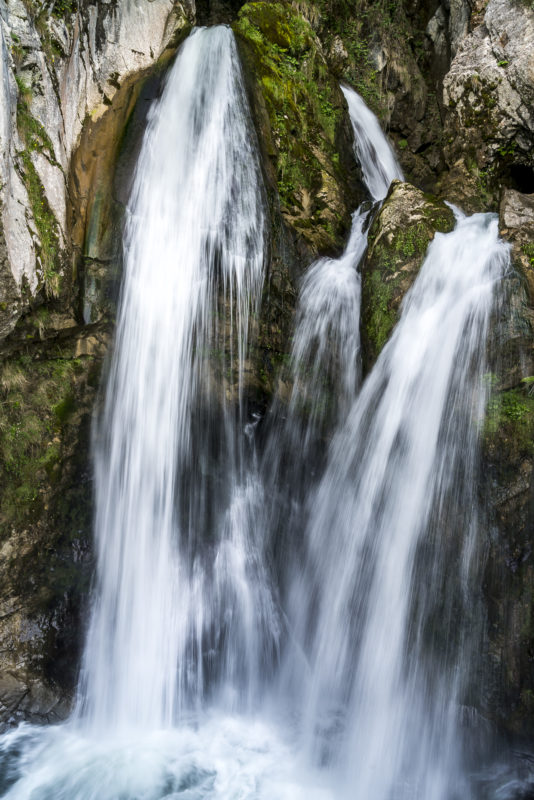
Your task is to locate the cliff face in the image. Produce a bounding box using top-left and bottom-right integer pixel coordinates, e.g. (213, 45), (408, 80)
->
(0, 0), (533, 735)
(0, 0), (194, 331)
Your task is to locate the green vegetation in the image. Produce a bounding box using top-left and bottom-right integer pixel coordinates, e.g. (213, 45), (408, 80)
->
(234, 1), (349, 250)
(364, 269), (396, 356)
(307, 0), (417, 120)
(362, 193), (455, 364)
(15, 78), (62, 297)
(484, 386), (534, 455)
(0, 356), (83, 528)
(522, 242), (534, 268)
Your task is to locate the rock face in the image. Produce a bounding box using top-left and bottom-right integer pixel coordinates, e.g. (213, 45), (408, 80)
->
(234, 1), (360, 256)
(0, 324), (108, 725)
(360, 181), (455, 371)
(480, 189), (534, 736)
(0, 0), (194, 335)
(441, 0), (534, 209)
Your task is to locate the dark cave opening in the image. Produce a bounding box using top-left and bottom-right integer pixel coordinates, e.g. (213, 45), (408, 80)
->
(509, 163), (534, 195)
(195, 0), (246, 25)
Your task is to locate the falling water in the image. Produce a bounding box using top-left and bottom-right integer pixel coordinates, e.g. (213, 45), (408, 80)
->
(267, 85), (403, 464)
(285, 209), (509, 798)
(0, 28), (521, 800)
(75, 24), (283, 731)
(261, 86), (402, 620)
(342, 85), (404, 202)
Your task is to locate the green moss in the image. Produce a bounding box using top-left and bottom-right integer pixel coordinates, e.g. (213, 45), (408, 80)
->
(392, 223), (432, 260)
(15, 83), (62, 297)
(306, 0), (414, 121)
(521, 242), (534, 268)
(484, 387), (534, 455)
(234, 1), (348, 250)
(19, 153), (61, 296)
(362, 192), (455, 366)
(365, 269), (396, 355)
(0, 357), (83, 528)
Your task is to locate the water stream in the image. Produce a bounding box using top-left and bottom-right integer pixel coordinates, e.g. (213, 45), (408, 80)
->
(0, 23), (523, 800)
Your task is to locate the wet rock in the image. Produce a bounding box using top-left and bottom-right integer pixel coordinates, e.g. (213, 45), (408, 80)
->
(480, 187), (534, 736)
(0, 327), (107, 724)
(234, 1), (360, 256)
(360, 180), (455, 371)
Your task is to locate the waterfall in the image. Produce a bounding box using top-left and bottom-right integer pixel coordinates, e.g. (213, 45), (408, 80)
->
(0, 27), (518, 800)
(287, 210), (509, 797)
(342, 85), (404, 202)
(260, 85), (403, 616)
(264, 85), (403, 468)
(76, 24), (279, 731)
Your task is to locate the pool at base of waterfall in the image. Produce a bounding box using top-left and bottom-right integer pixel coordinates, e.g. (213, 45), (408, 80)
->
(0, 716), (533, 800)
(0, 715), (336, 800)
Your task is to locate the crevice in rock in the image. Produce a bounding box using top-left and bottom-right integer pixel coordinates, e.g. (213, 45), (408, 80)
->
(195, 0), (245, 25)
(508, 163), (534, 195)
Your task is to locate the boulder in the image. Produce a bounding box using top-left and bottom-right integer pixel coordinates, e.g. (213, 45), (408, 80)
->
(360, 180), (455, 371)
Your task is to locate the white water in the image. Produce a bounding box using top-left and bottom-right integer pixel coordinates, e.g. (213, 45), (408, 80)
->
(283, 209), (509, 798)
(76, 24), (278, 731)
(0, 26), (518, 800)
(271, 83), (403, 457)
(342, 85), (403, 202)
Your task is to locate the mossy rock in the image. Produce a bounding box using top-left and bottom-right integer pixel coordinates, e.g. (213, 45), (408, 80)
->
(360, 180), (455, 371)
(477, 186), (534, 736)
(481, 379), (534, 735)
(233, 0), (356, 255)
(0, 329), (107, 723)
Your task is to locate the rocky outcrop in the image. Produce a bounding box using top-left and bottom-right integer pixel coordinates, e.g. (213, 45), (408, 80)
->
(234, 1), (360, 256)
(0, 325), (108, 725)
(310, 0), (443, 192)
(0, 0), (194, 337)
(441, 0), (534, 210)
(360, 181), (455, 371)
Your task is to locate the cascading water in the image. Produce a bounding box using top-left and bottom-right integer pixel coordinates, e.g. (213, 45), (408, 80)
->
(342, 85), (404, 202)
(0, 27), (521, 800)
(283, 209), (509, 798)
(76, 23), (279, 731)
(262, 83), (403, 658)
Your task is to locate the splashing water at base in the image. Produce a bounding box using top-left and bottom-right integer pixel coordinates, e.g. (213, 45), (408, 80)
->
(0, 717), (338, 800)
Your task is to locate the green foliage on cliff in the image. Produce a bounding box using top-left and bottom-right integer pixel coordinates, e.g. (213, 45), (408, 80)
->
(485, 385), (534, 455)
(234, 1), (351, 252)
(0, 356), (82, 529)
(15, 81), (62, 297)
(313, 0), (385, 113)
(361, 185), (455, 368)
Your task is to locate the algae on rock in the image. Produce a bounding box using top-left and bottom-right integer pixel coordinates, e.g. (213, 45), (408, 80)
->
(233, 0), (357, 255)
(360, 180), (455, 371)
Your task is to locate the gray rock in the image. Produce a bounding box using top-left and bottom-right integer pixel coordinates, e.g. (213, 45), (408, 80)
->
(443, 0), (534, 196)
(0, 0), (194, 338)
